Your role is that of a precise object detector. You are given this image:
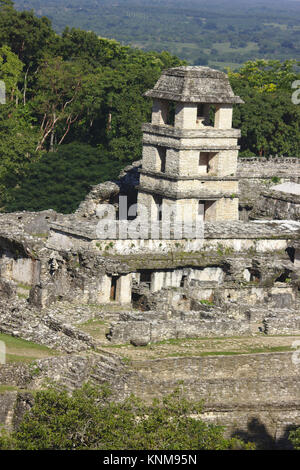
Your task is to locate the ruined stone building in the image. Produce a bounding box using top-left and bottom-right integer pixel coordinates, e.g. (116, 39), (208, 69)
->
(0, 66), (299, 448)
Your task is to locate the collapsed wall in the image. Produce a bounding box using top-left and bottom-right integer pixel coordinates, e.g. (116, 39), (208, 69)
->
(237, 157), (300, 220)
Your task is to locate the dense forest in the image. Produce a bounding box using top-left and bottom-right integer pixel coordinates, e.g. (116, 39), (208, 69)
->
(13, 0), (300, 68)
(0, 0), (299, 213)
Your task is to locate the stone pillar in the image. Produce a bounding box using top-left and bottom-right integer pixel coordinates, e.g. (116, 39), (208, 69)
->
(151, 99), (168, 125)
(175, 103), (197, 129)
(151, 272), (164, 292)
(214, 105), (233, 129)
(98, 274), (111, 304)
(116, 273), (132, 305)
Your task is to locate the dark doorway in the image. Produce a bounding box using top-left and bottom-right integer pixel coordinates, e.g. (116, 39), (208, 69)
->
(110, 276), (119, 301)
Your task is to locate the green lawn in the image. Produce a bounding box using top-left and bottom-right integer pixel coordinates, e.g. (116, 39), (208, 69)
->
(0, 333), (59, 363)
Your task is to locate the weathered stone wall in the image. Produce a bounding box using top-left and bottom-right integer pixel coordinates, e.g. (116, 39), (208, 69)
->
(237, 157), (300, 220)
(256, 190), (300, 221)
(237, 157), (300, 179)
(0, 298), (97, 352)
(1, 351), (298, 448)
(127, 351), (300, 448)
(0, 349), (299, 448)
(107, 312), (251, 345)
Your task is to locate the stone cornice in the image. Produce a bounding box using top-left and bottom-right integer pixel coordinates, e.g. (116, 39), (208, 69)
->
(139, 168), (238, 182)
(142, 123), (241, 138)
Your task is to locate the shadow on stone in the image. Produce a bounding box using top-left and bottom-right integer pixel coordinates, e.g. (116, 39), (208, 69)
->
(231, 417), (294, 450)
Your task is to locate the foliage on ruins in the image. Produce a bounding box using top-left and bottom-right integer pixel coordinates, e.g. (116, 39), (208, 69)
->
(289, 428), (300, 450)
(0, 2), (299, 213)
(0, 383), (255, 450)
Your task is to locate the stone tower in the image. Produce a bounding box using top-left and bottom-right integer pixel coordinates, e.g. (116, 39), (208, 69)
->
(137, 66), (244, 224)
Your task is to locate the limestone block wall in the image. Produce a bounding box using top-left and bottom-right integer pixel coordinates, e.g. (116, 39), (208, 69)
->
(139, 173), (238, 196)
(217, 150), (239, 176)
(1, 353), (299, 448)
(141, 148), (238, 179)
(126, 352), (300, 448)
(215, 197), (239, 221)
(150, 267), (224, 292)
(137, 191), (159, 222)
(162, 197), (199, 222)
(143, 134), (239, 152)
(98, 274), (111, 303)
(0, 252), (41, 286)
(141, 144), (159, 173)
(0, 392), (18, 431)
(108, 316), (252, 344)
(256, 191), (300, 221)
(237, 157), (300, 179)
(128, 352), (300, 403)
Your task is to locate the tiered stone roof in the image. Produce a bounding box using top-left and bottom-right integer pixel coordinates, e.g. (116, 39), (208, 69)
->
(144, 66), (244, 104)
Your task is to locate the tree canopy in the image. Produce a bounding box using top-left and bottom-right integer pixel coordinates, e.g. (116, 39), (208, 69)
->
(0, 384), (255, 450)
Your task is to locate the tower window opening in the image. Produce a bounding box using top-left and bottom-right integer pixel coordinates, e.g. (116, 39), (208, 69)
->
(199, 152), (211, 174)
(158, 147), (167, 172)
(166, 101), (176, 126)
(197, 104), (205, 118)
(153, 195), (163, 221)
(198, 200), (216, 221)
(198, 200), (205, 220)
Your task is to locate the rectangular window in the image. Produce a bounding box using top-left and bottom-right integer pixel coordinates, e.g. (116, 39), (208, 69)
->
(199, 152), (210, 174)
(197, 104), (205, 118)
(198, 200), (216, 221)
(166, 101), (176, 126)
(157, 147), (167, 172)
(154, 195), (163, 221)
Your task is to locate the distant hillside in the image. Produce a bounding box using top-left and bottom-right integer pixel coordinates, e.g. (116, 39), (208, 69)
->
(14, 0), (300, 69)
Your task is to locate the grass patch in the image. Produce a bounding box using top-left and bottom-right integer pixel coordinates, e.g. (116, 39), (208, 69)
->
(17, 283), (31, 290)
(79, 319), (110, 341)
(0, 385), (19, 393)
(163, 346), (293, 358)
(0, 333), (59, 363)
(80, 318), (106, 327)
(32, 233), (48, 239)
(102, 343), (131, 349)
